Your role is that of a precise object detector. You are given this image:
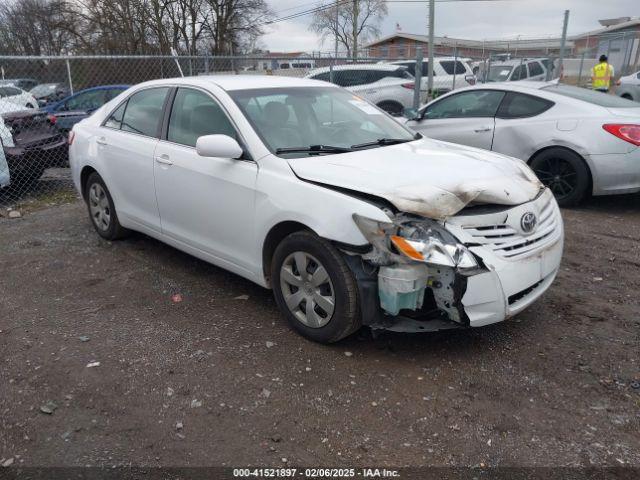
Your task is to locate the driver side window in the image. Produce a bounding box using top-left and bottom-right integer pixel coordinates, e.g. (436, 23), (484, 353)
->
(423, 90), (505, 119)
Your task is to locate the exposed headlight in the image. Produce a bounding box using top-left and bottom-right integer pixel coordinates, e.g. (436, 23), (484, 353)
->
(353, 214), (477, 269)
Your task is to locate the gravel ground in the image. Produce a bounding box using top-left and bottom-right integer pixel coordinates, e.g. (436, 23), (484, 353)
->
(0, 195), (638, 469)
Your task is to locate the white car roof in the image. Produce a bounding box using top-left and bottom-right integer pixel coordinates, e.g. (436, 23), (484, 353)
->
(307, 64), (405, 75)
(128, 75), (335, 92)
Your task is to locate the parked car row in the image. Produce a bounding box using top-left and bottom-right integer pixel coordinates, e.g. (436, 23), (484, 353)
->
(403, 81), (640, 206)
(0, 81), (129, 192)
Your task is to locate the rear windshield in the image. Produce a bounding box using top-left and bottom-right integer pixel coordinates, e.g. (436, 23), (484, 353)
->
(542, 84), (639, 108)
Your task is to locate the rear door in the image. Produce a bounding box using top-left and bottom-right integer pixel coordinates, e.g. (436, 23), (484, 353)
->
(527, 61), (546, 81)
(97, 86), (170, 232)
(407, 89), (505, 150)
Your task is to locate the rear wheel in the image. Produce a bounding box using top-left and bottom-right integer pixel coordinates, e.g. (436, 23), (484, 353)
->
(271, 231), (361, 343)
(376, 100), (404, 116)
(621, 93), (633, 101)
(85, 172), (129, 240)
(530, 148), (590, 207)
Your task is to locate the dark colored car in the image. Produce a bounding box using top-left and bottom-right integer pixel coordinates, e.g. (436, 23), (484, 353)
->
(30, 82), (70, 107)
(42, 85), (129, 133)
(0, 78), (38, 91)
(1, 110), (68, 190)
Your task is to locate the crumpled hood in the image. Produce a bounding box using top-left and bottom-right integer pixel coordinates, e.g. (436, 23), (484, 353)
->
(287, 138), (543, 219)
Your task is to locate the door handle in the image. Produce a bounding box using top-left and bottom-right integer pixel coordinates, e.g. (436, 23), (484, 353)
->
(474, 127), (492, 133)
(155, 155), (173, 165)
(96, 137), (107, 145)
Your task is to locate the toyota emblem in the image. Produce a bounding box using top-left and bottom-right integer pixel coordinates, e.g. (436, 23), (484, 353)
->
(520, 212), (537, 233)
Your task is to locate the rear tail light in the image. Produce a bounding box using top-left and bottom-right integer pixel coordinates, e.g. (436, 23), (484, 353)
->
(47, 114), (57, 125)
(401, 82), (415, 90)
(68, 131), (75, 145)
(616, 80), (622, 86)
(603, 124), (640, 146)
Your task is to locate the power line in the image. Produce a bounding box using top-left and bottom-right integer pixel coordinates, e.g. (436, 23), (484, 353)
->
(261, 0), (526, 29)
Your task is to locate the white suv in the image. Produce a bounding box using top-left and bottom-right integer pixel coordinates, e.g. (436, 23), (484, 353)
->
(306, 64), (415, 115)
(390, 57), (476, 95)
(485, 59), (550, 83)
(69, 75), (563, 343)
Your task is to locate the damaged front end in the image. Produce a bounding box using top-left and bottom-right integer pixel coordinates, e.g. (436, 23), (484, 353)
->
(340, 212), (486, 333)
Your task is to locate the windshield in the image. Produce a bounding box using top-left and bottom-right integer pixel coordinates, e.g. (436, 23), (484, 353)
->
(30, 84), (59, 96)
(487, 65), (513, 82)
(230, 87), (417, 158)
(541, 84), (639, 108)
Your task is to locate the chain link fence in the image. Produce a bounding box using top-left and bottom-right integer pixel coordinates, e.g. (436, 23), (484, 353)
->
(2, 37), (637, 205)
(0, 52), (471, 204)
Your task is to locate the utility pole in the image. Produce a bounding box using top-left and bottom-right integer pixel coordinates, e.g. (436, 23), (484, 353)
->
(557, 9), (570, 81)
(352, 0), (359, 61)
(427, 0), (435, 98)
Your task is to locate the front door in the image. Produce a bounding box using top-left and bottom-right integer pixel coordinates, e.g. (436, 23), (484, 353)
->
(153, 87), (258, 273)
(408, 90), (505, 151)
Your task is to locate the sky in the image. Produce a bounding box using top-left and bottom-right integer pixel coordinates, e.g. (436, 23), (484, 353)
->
(261, 0), (638, 52)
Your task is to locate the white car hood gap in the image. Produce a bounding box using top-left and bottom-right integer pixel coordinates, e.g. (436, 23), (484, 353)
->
(287, 139), (543, 220)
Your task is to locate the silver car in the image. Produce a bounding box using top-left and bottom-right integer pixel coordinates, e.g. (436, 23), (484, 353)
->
(405, 82), (640, 206)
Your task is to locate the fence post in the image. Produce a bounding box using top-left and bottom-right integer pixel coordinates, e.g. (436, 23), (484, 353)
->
(205, 56), (209, 74)
(413, 47), (423, 110)
(329, 62), (334, 84)
(65, 59), (74, 95)
(577, 51), (585, 87)
(452, 41), (458, 90)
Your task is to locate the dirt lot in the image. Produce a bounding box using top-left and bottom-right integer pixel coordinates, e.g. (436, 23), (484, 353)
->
(0, 194), (639, 469)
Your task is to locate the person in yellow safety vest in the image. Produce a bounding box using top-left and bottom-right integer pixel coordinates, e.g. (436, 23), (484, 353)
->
(591, 54), (615, 93)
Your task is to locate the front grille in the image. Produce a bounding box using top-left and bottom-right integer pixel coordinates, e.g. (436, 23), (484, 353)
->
(460, 194), (560, 259)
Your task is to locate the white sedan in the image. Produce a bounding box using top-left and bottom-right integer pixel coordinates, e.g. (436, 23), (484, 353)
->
(69, 76), (563, 343)
(0, 84), (38, 109)
(405, 82), (640, 206)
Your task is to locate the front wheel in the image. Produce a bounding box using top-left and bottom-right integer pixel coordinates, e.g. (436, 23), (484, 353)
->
(271, 231), (361, 343)
(530, 148), (590, 207)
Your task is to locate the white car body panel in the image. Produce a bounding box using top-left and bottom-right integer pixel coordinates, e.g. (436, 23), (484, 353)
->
(70, 75), (563, 332)
(406, 82), (640, 196)
(305, 64), (415, 112)
(616, 70), (640, 102)
(0, 86), (38, 109)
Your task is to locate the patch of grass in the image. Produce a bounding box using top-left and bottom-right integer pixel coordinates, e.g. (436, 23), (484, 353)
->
(9, 188), (79, 214)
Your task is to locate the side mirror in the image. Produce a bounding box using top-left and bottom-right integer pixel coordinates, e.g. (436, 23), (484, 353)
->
(402, 107), (420, 121)
(196, 134), (243, 159)
(464, 74), (476, 85)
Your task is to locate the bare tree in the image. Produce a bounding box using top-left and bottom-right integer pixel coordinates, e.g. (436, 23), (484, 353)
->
(311, 0), (387, 58)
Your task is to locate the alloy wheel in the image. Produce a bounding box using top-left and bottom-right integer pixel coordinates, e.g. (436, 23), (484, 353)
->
(279, 251), (335, 328)
(532, 157), (578, 200)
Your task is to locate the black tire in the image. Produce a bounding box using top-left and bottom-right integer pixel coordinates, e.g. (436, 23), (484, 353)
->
(84, 172), (129, 240)
(271, 231), (361, 343)
(529, 148), (590, 207)
(621, 94), (633, 101)
(376, 101), (404, 117)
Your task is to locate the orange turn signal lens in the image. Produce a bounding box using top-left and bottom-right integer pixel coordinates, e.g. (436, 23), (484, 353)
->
(390, 235), (424, 261)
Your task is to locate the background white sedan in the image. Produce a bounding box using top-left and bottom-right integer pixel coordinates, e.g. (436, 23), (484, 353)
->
(0, 84), (38, 109)
(405, 82), (640, 206)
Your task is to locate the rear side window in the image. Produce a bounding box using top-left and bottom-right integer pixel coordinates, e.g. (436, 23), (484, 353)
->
(528, 62), (544, 77)
(511, 64), (527, 81)
(424, 90), (505, 119)
(120, 88), (169, 137)
(332, 70), (369, 87)
(497, 92), (554, 118)
(167, 88), (238, 147)
(104, 102), (126, 129)
(440, 61), (467, 75)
